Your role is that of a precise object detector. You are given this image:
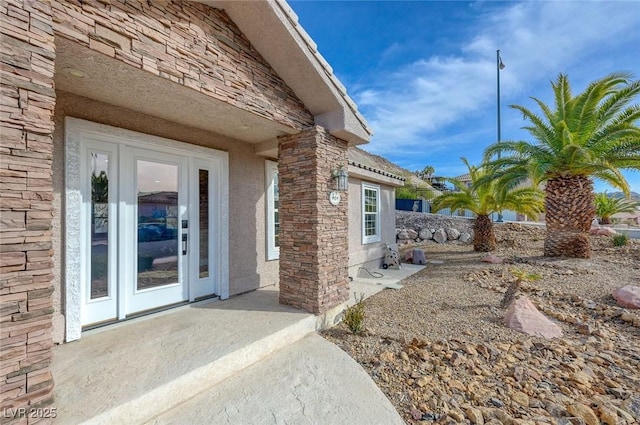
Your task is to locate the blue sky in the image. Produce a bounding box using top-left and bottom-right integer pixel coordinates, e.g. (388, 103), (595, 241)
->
(288, 0), (640, 193)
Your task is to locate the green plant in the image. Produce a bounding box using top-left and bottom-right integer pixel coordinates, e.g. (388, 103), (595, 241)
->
(395, 186), (418, 200)
(484, 72), (640, 259)
(343, 292), (366, 334)
(613, 234), (629, 247)
(431, 158), (544, 252)
(595, 192), (640, 224)
(501, 267), (542, 309)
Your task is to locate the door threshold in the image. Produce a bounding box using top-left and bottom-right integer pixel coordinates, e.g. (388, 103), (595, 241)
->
(81, 296), (220, 336)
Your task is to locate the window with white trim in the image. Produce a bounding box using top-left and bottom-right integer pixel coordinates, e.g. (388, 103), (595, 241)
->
(362, 183), (381, 244)
(265, 160), (280, 260)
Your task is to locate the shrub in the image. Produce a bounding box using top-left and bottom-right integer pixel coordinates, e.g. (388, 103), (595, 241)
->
(343, 293), (366, 334)
(613, 234), (629, 247)
(501, 267), (541, 309)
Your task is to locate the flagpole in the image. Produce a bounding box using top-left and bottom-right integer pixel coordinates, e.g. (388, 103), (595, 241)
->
(496, 49), (504, 222)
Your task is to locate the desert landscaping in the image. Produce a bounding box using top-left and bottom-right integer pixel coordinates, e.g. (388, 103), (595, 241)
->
(323, 215), (640, 425)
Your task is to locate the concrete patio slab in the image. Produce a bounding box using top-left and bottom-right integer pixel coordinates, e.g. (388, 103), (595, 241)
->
(51, 264), (424, 425)
(348, 263), (426, 305)
(52, 288), (316, 425)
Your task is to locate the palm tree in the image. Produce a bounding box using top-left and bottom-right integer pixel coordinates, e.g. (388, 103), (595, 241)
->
(415, 165), (435, 181)
(595, 192), (640, 224)
(431, 158), (544, 252)
(485, 73), (640, 258)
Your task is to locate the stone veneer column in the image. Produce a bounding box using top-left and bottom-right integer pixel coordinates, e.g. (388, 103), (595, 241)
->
(278, 126), (349, 314)
(1, 0), (57, 419)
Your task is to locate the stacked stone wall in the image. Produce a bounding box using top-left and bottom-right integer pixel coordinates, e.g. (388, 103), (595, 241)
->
(1, 0), (56, 419)
(50, 0), (313, 129)
(278, 127), (349, 313)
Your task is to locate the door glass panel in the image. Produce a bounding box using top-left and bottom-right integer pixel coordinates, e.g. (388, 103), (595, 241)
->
(199, 169), (209, 278)
(91, 153), (109, 299)
(274, 176), (279, 248)
(137, 160), (179, 290)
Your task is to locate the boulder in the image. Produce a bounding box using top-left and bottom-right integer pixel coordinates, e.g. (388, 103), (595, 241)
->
(613, 285), (640, 309)
(590, 226), (617, 236)
(504, 297), (563, 339)
(418, 228), (433, 240)
(446, 228), (461, 240)
(433, 228), (447, 243)
(397, 229), (411, 240)
(459, 232), (472, 243)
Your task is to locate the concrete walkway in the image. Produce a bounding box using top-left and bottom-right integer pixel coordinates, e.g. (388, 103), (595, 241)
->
(52, 264), (424, 425)
(144, 333), (404, 425)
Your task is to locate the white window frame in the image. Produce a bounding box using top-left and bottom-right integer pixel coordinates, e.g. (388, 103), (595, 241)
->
(362, 183), (381, 244)
(265, 160), (280, 260)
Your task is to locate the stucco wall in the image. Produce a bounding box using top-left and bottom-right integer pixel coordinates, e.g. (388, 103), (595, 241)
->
(347, 177), (397, 277)
(51, 91), (278, 342)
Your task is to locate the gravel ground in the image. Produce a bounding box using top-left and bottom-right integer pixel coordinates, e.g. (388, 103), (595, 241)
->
(322, 223), (640, 425)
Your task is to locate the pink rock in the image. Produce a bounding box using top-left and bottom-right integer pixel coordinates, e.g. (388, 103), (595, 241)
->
(590, 226), (617, 236)
(481, 254), (503, 264)
(404, 251), (413, 263)
(613, 286), (640, 309)
(504, 297), (563, 339)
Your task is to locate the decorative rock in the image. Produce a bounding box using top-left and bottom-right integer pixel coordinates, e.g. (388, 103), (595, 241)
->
(558, 418), (586, 425)
(566, 403), (599, 425)
(545, 401), (570, 417)
(621, 396), (640, 421)
(590, 226), (617, 236)
(419, 228), (433, 240)
(397, 229), (418, 240)
(459, 232), (472, 243)
(379, 351), (395, 362)
(404, 251), (413, 263)
(615, 406), (636, 424)
(446, 227), (461, 240)
(466, 406), (484, 425)
(409, 408), (422, 420)
(481, 254), (503, 264)
(511, 390), (530, 407)
(612, 285), (640, 309)
(597, 404), (619, 425)
(504, 297), (563, 339)
(433, 228), (448, 244)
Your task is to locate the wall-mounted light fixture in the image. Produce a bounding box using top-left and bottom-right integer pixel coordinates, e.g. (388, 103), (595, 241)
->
(332, 166), (348, 191)
(329, 165), (348, 205)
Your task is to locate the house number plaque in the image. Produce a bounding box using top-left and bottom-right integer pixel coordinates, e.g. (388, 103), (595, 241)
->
(329, 191), (341, 205)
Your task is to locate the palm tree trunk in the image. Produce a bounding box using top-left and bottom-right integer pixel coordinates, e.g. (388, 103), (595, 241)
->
(473, 214), (496, 252)
(544, 175), (595, 258)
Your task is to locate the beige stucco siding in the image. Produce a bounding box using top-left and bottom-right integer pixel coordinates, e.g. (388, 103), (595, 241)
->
(347, 177), (397, 277)
(51, 92), (278, 342)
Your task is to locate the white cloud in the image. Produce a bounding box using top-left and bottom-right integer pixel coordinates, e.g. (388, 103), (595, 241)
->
(357, 0), (640, 163)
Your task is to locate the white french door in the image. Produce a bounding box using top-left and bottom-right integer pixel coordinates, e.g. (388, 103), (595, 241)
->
(125, 148), (189, 315)
(65, 118), (229, 334)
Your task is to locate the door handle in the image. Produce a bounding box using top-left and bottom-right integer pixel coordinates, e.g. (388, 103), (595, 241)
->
(182, 233), (188, 255)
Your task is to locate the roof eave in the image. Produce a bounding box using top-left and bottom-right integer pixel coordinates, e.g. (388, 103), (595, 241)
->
(202, 0), (372, 145)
